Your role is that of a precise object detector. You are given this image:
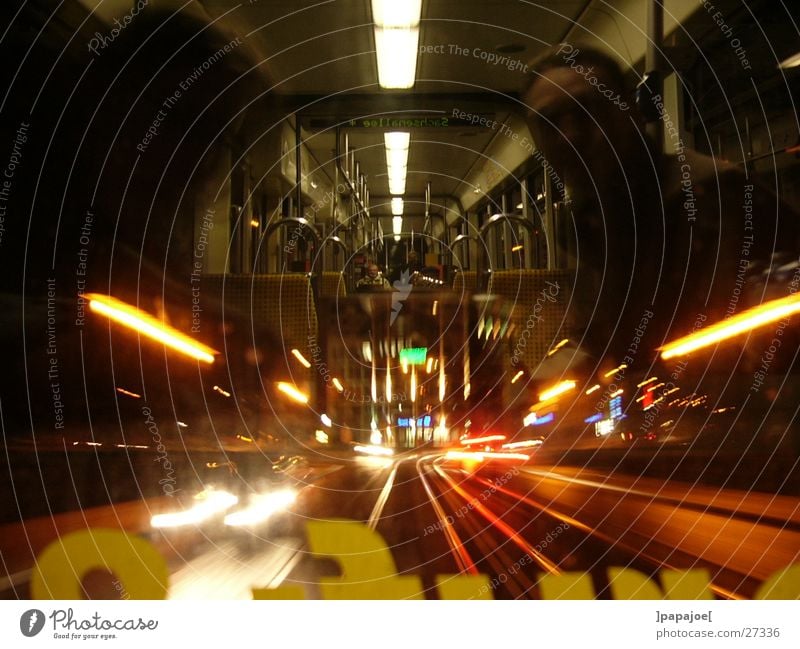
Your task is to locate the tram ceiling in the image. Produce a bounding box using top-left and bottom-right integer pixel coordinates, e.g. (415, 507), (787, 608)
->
(196, 0), (591, 95)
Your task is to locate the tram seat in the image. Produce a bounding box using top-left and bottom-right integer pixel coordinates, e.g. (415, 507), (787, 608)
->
(487, 269), (572, 369)
(201, 274), (318, 350)
(320, 271), (347, 298)
(452, 270), (478, 293)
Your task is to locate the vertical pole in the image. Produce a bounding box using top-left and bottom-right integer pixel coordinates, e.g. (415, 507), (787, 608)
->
(646, 0), (664, 152)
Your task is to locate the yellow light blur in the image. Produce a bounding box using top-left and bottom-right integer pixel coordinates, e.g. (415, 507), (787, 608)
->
(151, 489), (238, 528)
(291, 349), (311, 368)
(213, 385), (231, 397)
(410, 366), (417, 402)
(636, 377), (658, 388)
(276, 382), (309, 404)
(610, 389), (624, 398)
(116, 387), (141, 398)
(432, 300), (438, 316)
(511, 244), (524, 252)
(315, 430), (329, 444)
(224, 489), (296, 527)
(236, 434), (253, 443)
(539, 380), (576, 402)
(462, 435), (506, 445)
(511, 370), (524, 384)
(426, 356), (434, 374)
(445, 450), (484, 462)
(547, 338), (569, 356)
(585, 384), (600, 395)
(502, 439), (543, 449)
(660, 293), (800, 359)
(88, 294), (217, 363)
(250, 219), (260, 228)
(604, 364), (627, 377)
(332, 377), (345, 392)
(354, 444), (394, 457)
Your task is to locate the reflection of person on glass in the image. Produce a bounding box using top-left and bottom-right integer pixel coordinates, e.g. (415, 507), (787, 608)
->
(356, 264), (391, 291)
(522, 44), (799, 365)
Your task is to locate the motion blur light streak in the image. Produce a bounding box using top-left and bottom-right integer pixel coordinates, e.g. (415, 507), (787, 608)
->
(88, 294), (217, 363)
(461, 435), (506, 445)
(502, 439), (543, 449)
(539, 380), (576, 402)
(276, 382), (309, 404)
(115, 387), (141, 398)
(547, 338), (569, 356)
(151, 490), (238, 528)
(604, 364), (627, 377)
(659, 292), (800, 359)
(291, 349), (311, 368)
(354, 444), (394, 456)
(224, 490), (296, 527)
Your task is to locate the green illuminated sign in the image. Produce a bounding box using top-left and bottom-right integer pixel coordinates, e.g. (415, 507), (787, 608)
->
(399, 347), (427, 365)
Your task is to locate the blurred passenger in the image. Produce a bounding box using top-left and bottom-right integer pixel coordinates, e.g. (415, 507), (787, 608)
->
(356, 264), (391, 291)
(522, 43), (799, 365)
(391, 250), (422, 284)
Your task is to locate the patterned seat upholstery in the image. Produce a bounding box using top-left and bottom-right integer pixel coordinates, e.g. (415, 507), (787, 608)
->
(319, 271), (347, 298)
(487, 269), (573, 369)
(452, 270), (478, 293)
(201, 274), (317, 350)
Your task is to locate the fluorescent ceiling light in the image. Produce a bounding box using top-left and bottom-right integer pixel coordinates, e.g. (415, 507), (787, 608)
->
(374, 28), (419, 89)
(387, 148), (409, 169)
(391, 197), (404, 215)
(389, 177), (406, 195)
(385, 131), (410, 195)
(372, 0), (421, 89)
(384, 132), (410, 149)
(372, 0), (421, 28)
(392, 216), (403, 234)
